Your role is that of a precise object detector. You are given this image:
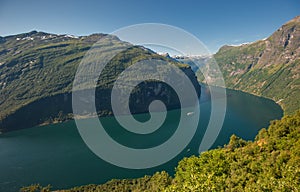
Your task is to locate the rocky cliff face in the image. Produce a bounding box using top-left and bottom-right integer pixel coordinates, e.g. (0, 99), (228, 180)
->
(0, 31), (200, 132)
(209, 16), (300, 114)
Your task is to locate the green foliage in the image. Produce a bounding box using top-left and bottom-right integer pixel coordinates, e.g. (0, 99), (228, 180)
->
(60, 171), (171, 192)
(20, 184), (51, 192)
(226, 134), (248, 151)
(169, 151), (230, 191)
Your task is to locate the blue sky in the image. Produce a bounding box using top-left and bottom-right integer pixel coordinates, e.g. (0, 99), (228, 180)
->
(0, 0), (299, 53)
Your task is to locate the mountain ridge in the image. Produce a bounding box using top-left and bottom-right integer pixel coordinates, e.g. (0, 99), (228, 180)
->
(0, 31), (200, 132)
(201, 16), (300, 114)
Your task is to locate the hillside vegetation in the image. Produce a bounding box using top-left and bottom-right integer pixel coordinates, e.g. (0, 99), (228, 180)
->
(199, 16), (300, 114)
(0, 31), (199, 132)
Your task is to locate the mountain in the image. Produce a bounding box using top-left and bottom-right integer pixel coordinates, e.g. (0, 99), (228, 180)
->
(200, 16), (300, 114)
(0, 31), (200, 132)
(175, 55), (211, 73)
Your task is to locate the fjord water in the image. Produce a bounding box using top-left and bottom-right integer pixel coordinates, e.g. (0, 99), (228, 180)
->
(0, 88), (282, 191)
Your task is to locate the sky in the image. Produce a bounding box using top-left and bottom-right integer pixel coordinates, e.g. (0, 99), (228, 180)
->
(0, 0), (299, 53)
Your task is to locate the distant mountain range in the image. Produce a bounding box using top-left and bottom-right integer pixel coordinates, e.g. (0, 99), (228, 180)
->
(198, 16), (300, 114)
(0, 31), (200, 132)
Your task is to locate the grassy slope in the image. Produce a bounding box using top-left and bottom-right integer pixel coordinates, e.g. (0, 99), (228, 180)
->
(0, 31), (194, 132)
(0, 32), (103, 119)
(200, 16), (300, 114)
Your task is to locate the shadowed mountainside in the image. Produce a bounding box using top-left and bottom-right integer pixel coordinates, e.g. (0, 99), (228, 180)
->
(0, 31), (200, 132)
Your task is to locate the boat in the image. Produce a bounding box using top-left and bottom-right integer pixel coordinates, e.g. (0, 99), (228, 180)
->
(187, 112), (194, 116)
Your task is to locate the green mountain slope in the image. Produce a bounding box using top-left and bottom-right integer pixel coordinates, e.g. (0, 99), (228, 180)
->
(203, 16), (300, 114)
(0, 31), (200, 132)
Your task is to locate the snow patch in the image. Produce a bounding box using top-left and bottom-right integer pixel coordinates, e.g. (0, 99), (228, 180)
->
(64, 34), (79, 39)
(22, 37), (34, 40)
(228, 42), (252, 47)
(228, 37), (267, 47)
(173, 54), (212, 59)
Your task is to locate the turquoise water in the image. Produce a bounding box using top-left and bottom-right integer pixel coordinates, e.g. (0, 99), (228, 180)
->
(0, 88), (283, 191)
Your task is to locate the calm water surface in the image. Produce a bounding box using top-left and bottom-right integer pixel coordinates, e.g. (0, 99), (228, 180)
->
(0, 88), (283, 191)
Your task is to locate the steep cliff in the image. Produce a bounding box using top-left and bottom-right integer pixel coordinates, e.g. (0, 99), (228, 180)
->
(208, 16), (300, 114)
